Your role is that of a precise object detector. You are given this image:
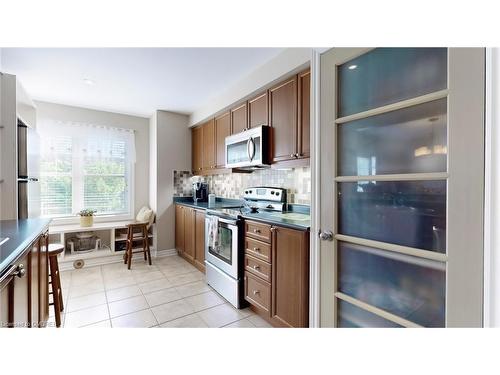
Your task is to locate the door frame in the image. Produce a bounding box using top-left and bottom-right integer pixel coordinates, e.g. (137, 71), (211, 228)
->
(311, 48), (486, 328)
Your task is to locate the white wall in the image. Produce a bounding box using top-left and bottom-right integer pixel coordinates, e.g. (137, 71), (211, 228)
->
(484, 48), (500, 327)
(189, 48), (312, 126)
(35, 101), (150, 216)
(149, 110), (191, 251)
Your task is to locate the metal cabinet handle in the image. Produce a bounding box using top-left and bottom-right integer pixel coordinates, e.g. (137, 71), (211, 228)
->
(253, 290), (260, 295)
(253, 247), (260, 252)
(253, 265), (260, 270)
(253, 229), (260, 233)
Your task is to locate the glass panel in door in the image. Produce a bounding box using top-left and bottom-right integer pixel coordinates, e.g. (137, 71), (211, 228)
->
(208, 225), (233, 264)
(226, 139), (250, 165)
(337, 300), (403, 328)
(338, 180), (447, 252)
(338, 242), (446, 327)
(338, 48), (447, 117)
(338, 98), (447, 176)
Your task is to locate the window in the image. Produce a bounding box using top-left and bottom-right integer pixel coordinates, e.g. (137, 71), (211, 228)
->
(39, 120), (135, 219)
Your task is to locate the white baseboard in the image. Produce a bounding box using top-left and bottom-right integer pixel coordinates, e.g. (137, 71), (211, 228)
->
(59, 248), (178, 271)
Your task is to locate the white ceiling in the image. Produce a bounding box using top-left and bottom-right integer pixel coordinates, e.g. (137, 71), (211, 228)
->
(1, 48), (285, 118)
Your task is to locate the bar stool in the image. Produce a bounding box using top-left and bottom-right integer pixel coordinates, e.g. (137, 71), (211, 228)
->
(124, 222), (152, 270)
(48, 243), (64, 328)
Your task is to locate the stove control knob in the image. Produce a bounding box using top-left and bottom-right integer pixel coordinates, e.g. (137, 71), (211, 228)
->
(245, 190), (248, 194)
(271, 191), (275, 195)
(276, 192), (280, 196)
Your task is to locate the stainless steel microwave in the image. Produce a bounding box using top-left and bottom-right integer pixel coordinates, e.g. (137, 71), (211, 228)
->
(225, 125), (271, 169)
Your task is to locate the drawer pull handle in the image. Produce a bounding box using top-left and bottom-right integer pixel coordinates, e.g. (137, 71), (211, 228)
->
(253, 290), (260, 295)
(253, 229), (261, 234)
(253, 247), (260, 252)
(253, 265), (260, 270)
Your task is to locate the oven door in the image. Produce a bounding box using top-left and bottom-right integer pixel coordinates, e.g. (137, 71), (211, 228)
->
(205, 216), (239, 279)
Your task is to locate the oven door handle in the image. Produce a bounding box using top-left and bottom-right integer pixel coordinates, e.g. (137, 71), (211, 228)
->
(206, 215), (238, 226)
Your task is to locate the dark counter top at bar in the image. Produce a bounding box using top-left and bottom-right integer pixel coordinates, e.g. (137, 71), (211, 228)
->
(173, 196), (310, 230)
(0, 218), (51, 278)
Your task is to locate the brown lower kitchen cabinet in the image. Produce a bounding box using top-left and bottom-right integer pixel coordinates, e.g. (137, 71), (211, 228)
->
(243, 220), (309, 328)
(175, 204), (206, 273)
(0, 231), (49, 328)
(175, 205), (185, 255)
(194, 209), (206, 272)
(183, 207), (196, 262)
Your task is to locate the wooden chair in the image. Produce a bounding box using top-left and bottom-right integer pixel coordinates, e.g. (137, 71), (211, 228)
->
(48, 243), (64, 328)
(123, 222), (153, 270)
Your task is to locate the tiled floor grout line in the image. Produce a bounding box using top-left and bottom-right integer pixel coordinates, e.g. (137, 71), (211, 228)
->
(63, 256), (259, 328)
(100, 265), (113, 328)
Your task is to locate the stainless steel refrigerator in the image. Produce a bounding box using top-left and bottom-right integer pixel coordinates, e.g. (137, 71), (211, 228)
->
(17, 119), (41, 219)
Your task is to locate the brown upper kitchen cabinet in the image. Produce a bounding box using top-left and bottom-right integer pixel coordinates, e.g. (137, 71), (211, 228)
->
(202, 119), (216, 170)
(194, 209), (206, 272)
(248, 91), (269, 129)
(271, 226), (309, 328)
(191, 126), (203, 174)
(297, 69), (310, 159)
(231, 102), (248, 134)
(215, 112), (231, 168)
(269, 76), (298, 163)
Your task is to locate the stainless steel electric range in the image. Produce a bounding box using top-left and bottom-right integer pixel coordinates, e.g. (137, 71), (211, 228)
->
(204, 187), (287, 308)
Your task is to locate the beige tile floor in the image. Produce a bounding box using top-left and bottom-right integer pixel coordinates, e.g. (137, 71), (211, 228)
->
(51, 255), (272, 328)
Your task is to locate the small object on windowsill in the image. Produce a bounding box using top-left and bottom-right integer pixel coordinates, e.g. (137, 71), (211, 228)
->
(77, 208), (97, 227)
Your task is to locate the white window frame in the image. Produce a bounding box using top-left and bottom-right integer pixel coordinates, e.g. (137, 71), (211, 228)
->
(40, 126), (135, 225)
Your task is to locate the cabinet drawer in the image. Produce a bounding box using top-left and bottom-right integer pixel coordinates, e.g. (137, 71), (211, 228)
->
(244, 272), (271, 314)
(245, 237), (272, 263)
(244, 254), (271, 283)
(245, 220), (272, 243)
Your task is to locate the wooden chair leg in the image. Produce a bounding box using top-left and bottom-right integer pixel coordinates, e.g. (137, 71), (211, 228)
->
(146, 236), (152, 266)
(54, 260), (64, 312)
(49, 257), (62, 327)
(127, 241), (132, 270)
(143, 228), (147, 261)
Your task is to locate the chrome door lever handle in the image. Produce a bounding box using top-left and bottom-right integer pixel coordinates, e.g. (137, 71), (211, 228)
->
(319, 230), (334, 241)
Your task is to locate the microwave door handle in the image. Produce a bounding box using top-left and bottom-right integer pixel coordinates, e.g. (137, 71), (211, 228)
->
(246, 138), (252, 161)
(247, 137), (255, 161)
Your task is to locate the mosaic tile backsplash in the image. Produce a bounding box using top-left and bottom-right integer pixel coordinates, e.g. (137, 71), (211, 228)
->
(173, 167), (311, 205)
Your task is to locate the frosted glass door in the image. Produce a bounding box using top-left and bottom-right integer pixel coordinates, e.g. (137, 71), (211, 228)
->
(323, 47), (485, 328)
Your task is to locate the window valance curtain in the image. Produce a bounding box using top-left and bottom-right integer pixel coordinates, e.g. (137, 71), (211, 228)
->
(38, 119), (136, 163)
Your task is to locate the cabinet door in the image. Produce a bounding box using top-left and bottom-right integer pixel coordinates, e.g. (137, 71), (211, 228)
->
(297, 69), (310, 159)
(13, 252), (30, 327)
(269, 77), (298, 162)
(39, 233), (49, 325)
(192, 126), (203, 173)
(271, 226), (309, 328)
(231, 102), (247, 134)
(215, 112), (231, 168)
(0, 273), (14, 327)
(248, 91), (268, 129)
(194, 209), (206, 272)
(183, 207), (196, 262)
(202, 119), (216, 170)
(175, 205), (185, 254)
(29, 238), (40, 326)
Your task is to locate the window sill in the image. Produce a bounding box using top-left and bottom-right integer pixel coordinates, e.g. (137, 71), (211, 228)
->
(47, 213), (134, 226)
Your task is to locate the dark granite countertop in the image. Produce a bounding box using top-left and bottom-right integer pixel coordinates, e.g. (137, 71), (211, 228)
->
(0, 218), (51, 278)
(173, 196), (310, 231)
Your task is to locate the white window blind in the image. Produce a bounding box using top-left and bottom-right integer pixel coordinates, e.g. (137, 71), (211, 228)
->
(38, 120), (135, 218)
